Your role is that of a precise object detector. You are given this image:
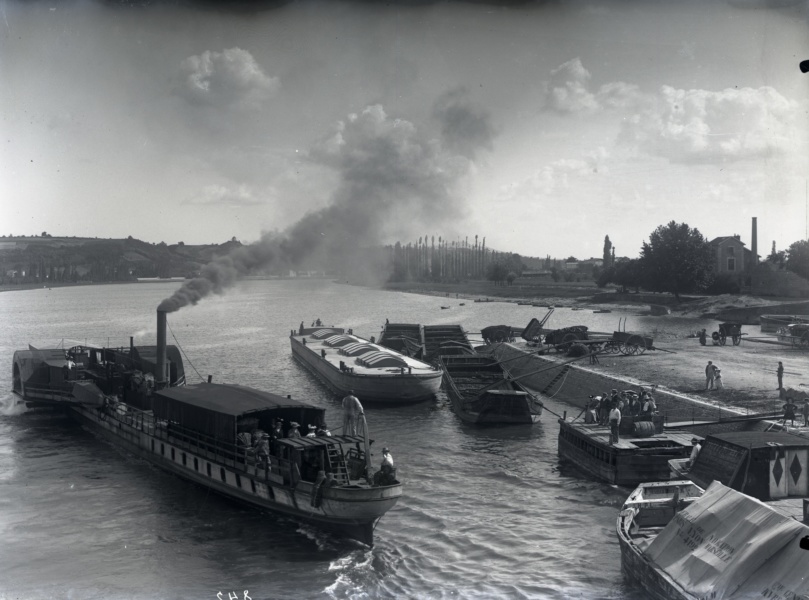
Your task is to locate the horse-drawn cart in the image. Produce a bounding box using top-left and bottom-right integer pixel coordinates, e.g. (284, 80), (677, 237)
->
(717, 322), (743, 346)
(608, 331), (654, 355)
(543, 325), (589, 352)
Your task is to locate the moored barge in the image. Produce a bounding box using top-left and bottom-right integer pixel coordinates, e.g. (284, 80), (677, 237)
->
(290, 326), (442, 403)
(557, 417), (694, 486)
(439, 354), (543, 425)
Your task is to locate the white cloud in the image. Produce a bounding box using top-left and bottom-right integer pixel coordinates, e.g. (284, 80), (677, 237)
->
(545, 58), (799, 165)
(185, 183), (266, 207)
(498, 148), (608, 200)
(547, 58), (599, 113)
(618, 85), (796, 163)
(545, 58), (643, 114)
(178, 48), (279, 109)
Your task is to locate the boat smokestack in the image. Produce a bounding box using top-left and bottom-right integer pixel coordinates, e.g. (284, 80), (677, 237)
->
(156, 309), (167, 389)
(751, 217), (758, 266)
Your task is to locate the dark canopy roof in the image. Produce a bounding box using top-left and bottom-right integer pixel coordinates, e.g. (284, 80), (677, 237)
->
(153, 383), (323, 441)
(155, 383), (310, 415)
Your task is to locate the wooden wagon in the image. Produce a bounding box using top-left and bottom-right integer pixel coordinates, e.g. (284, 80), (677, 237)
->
(717, 322), (743, 346)
(605, 331), (654, 355)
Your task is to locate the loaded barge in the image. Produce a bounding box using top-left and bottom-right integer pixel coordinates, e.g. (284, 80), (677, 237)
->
(558, 417), (694, 486)
(377, 322), (475, 362)
(439, 354), (543, 425)
(290, 325), (442, 403)
(12, 310), (402, 546)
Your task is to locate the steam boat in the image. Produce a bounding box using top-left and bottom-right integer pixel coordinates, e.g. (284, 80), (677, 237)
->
(289, 325), (442, 403)
(11, 310), (402, 546)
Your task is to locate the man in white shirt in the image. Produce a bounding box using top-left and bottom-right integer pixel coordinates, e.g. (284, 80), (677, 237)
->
(688, 438), (702, 469)
(342, 390), (364, 436)
(609, 404), (622, 445)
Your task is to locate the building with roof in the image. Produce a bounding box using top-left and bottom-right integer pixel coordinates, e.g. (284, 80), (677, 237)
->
(709, 234), (754, 276)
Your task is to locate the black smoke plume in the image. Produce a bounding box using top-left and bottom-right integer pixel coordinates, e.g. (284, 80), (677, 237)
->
(158, 94), (494, 313)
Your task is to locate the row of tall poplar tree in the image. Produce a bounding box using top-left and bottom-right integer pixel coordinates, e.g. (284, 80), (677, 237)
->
(387, 235), (516, 281)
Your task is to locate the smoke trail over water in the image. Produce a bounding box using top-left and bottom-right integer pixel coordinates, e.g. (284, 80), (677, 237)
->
(159, 92), (494, 313)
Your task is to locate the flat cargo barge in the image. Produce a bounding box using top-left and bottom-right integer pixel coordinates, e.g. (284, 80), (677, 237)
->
(558, 418), (694, 486)
(290, 327), (442, 403)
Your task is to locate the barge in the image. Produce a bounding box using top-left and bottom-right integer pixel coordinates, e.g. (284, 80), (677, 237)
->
(617, 431), (809, 598)
(557, 417), (694, 486)
(12, 310), (402, 546)
(290, 326), (442, 403)
(439, 354), (543, 425)
(377, 322), (475, 362)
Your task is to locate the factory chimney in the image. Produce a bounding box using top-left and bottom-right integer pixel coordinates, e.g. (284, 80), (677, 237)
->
(751, 217), (758, 266)
(156, 309), (167, 389)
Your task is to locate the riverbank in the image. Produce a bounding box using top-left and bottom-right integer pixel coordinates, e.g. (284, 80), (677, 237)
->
(513, 335), (806, 416)
(380, 280), (809, 416)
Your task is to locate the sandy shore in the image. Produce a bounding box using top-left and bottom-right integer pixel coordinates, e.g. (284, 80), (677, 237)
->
(552, 336), (806, 416)
(388, 282), (809, 415)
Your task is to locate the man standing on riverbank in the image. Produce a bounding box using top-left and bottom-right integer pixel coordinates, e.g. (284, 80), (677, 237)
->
(705, 361), (717, 390)
(777, 362), (784, 390)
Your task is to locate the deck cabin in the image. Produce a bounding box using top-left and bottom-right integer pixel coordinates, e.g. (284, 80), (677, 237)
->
(12, 344), (185, 408)
(152, 383), (370, 488)
(683, 431), (809, 500)
(558, 418), (694, 486)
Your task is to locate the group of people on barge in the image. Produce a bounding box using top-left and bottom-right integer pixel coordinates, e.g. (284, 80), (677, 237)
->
(584, 388), (657, 424)
(584, 388), (658, 445)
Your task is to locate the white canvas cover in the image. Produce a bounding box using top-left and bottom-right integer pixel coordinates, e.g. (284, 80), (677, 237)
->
(644, 481), (809, 599)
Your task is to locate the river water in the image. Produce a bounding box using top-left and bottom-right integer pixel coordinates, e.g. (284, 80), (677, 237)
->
(0, 280), (698, 600)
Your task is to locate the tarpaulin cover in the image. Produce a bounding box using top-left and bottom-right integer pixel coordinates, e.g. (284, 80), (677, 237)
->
(357, 352), (407, 369)
(644, 481), (809, 599)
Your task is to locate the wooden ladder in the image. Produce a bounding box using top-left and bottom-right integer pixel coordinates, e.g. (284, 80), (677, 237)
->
(541, 364), (571, 395)
(326, 447), (350, 484)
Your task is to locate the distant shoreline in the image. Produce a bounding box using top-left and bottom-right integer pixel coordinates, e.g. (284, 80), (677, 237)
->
(0, 281), (136, 294)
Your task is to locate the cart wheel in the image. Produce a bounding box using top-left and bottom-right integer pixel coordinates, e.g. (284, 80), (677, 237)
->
(626, 334), (645, 355)
(732, 334), (741, 346)
(560, 333), (578, 352)
(719, 333), (727, 346)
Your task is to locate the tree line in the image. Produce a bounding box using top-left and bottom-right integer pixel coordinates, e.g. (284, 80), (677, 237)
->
(597, 221), (809, 300)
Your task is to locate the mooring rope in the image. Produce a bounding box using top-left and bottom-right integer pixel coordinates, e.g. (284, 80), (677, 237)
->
(166, 318), (206, 383)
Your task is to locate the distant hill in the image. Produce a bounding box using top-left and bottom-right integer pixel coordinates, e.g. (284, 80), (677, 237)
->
(0, 235), (245, 285)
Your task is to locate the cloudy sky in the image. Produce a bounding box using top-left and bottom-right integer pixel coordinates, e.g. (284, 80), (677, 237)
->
(2, 0), (808, 261)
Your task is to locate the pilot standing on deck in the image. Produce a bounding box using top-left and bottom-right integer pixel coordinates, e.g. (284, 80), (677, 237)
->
(376, 447), (396, 485)
(608, 402), (622, 446)
(342, 390), (364, 436)
(381, 447), (394, 473)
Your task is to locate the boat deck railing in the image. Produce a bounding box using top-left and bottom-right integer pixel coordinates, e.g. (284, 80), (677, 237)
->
(103, 402), (361, 487)
(22, 383), (75, 401)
